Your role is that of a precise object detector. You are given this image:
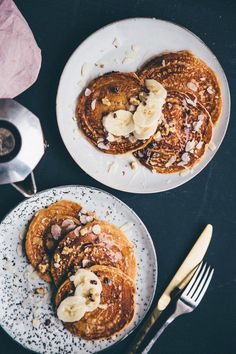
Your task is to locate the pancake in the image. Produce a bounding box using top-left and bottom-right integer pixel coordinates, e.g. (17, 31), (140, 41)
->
(138, 50), (221, 125)
(76, 72), (154, 154)
(25, 200), (84, 282)
(134, 91), (213, 173)
(51, 220), (136, 286)
(55, 265), (135, 339)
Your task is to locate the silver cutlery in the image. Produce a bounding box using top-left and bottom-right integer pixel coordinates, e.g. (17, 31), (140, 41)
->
(141, 262), (214, 354)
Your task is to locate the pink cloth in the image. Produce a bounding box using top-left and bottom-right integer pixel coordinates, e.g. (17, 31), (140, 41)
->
(0, 0), (41, 98)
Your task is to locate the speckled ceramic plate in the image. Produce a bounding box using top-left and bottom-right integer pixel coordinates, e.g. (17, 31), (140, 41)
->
(56, 17), (230, 193)
(0, 185), (157, 354)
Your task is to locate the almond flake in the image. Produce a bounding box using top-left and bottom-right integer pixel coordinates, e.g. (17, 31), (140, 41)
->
(81, 63), (91, 77)
(196, 141), (204, 150)
(130, 161), (138, 170)
(16, 244), (23, 257)
(154, 131), (162, 142)
(98, 142), (109, 150)
(207, 86), (214, 94)
(165, 156), (176, 168)
(85, 88), (91, 96)
(120, 222), (134, 232)
(91, 99), (96, 110)
(208, 141), (216, 151)
(185, 140), (195, 152)
(187, 82), (198, 91)
(107, 133), (115, 142)
(186, 97), (197, 107)
(32, 318), (40, 329)
(82, 259), (92, 268)
(108, 161), (118, 173)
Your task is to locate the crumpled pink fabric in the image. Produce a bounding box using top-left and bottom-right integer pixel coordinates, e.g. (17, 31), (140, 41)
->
(0, 0), (42, 98)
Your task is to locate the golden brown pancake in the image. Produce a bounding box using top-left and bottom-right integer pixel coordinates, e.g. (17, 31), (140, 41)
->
(25, 200), (82, 282)
(134, 91), (213, 173)
(76, 72), (154, 154)
(138, 50), (221, 125)
(55, 265), (135, 339)
(51, 220), (136, 286)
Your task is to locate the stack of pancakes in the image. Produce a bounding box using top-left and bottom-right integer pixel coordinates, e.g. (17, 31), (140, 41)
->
(76, 50), (221, 173)
(25, 200), (136, 339)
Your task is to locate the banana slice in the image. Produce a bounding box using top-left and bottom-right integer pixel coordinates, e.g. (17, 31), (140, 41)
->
(71, 269), (102, 292)
(133, 95), (163, 128)
(75, 284), (101, 312)
(133, 122), (158, 140)
(57, 296), (86, 322)
(145, 79), (167, 100)
(72, 269), (102, 312)
(103, 110), (134, 136)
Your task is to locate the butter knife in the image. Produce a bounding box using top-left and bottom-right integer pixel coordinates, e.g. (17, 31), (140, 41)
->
(128, 224), (213, 354)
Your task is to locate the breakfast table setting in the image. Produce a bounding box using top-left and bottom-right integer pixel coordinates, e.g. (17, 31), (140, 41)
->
(0, 0), (235, 353)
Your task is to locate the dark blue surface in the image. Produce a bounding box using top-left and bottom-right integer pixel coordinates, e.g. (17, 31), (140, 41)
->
(0, 1), (236, 353)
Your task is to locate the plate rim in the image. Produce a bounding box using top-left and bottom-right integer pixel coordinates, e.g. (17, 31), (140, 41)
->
(0, 184), (158, 353)
(56, 17), (231, 194)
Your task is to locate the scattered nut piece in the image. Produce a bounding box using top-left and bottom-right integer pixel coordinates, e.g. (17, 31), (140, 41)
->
(54, 263), (60, 269)
(62, 247), (73, 255)
(51, 224), (61, 240)
(54, 253), (60, 263)
(32, 318), (40, 329)
(130, 97), (140, 105)
(81, 63), (92, 76)
(92, 224), (101, 235)
(35, 287), (45, 296)
(102, 97), (111, 106)
(130, 161), (138, 170)
(85, 88), (92, 96)
(187, 82), (198, 91)
(16, 244), (23, 257)
(112, 37), (120, 48)
(98, 142), (109, 150)
(80, 228), (88, 236)
(38, 263), (48, 274)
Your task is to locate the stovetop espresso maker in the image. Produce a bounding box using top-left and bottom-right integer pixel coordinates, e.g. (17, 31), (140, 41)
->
(0, 99), (45, 197)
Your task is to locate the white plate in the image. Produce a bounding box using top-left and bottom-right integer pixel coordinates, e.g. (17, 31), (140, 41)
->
(0, 185), (157, 354)
(56, 18), (230, 193)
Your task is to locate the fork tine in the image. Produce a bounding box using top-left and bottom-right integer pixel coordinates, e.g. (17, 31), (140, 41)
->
(186, 262), (207, 298)
(182, 262), (204, 296)
(192, 265), (212, 301)
(194, 268), (214, 306)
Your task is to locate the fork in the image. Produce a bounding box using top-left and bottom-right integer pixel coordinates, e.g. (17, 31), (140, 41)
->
(140, 262), (214, 354)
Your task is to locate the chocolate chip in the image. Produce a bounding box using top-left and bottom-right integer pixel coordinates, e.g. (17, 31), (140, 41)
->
(103, 277), (111, 284)
(88, 293), (95, 302)
(113, 113), (117, 118)
(90, 280), (97, 285)
(110, 86), (119, 93)
(80, 243), (93, 252)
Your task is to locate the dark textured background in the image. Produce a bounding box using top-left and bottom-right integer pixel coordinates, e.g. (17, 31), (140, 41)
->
(0, 0), (236, 353)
